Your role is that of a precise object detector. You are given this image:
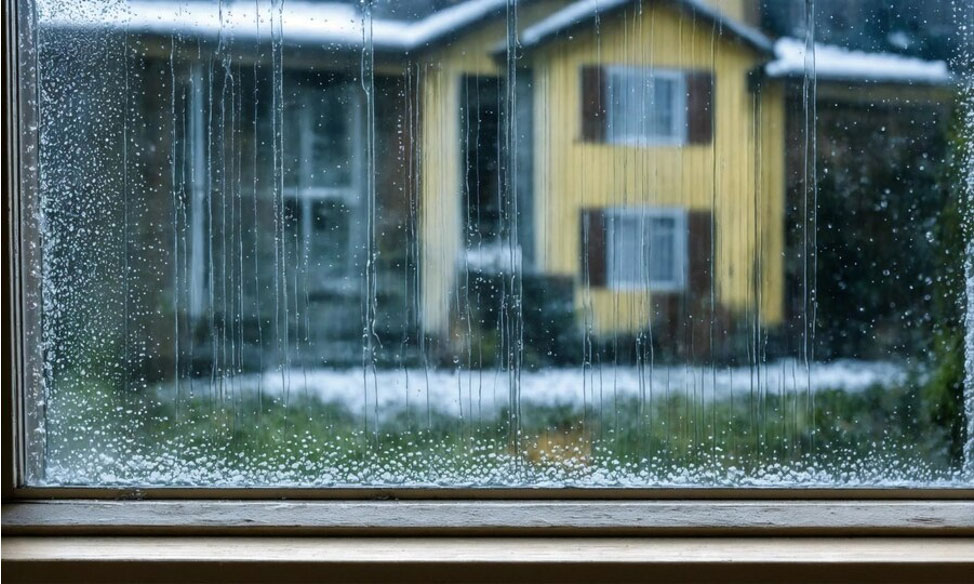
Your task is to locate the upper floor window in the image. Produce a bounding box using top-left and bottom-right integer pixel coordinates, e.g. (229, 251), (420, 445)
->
(606, 68), (688, 145)
(581, 66), (713, 145)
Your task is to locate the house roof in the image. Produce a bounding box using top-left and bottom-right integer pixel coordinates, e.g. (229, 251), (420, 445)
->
(516, 0), (775, 55)
(40, 0), (953, 86)
(765, 37), (953, 86)
(37, 0), (519, 53)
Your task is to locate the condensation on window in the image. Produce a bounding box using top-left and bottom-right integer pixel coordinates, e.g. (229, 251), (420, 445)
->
(15, 0), (974, 487)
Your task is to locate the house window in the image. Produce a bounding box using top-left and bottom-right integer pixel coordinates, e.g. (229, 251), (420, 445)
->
(460, 75), (503, 246)
(605, 68), (687, 145)
(186, 64), (209, 319)
(607, 208), (687, 291)
(282, 80), (361, 283)
(581, 65), (713, 145)
(283, 82), (358, 197)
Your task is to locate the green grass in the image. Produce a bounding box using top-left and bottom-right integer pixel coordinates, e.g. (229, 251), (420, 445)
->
(37, 373), (967, 487)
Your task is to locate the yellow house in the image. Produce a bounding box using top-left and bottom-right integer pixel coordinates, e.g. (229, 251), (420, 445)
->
(418, 0), (785, 350)
(40, 0), (956, 370)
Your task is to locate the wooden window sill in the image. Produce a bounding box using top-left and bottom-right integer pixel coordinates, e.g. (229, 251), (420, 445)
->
(4, 499), (974, 536)
(4, 536), (974, 583)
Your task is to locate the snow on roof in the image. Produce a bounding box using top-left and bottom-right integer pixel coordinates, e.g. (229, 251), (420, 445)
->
(39, 1), (403, 49)
(519, 0), (627, 46)
(403, 0), (510, 49)
(766, 37), (953, 85)
(42, 0), (951, 86)
(518, 0), (774, 54)
(38, 0), (511, 52)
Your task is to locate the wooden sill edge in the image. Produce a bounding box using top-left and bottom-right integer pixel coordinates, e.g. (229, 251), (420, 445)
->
(6, 537), (974, 584)
(4, 536), (974, 564)
(4, 499), (974, 536)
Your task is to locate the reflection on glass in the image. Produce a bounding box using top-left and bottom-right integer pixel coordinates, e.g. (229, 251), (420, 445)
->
(18, 0), (974, 487)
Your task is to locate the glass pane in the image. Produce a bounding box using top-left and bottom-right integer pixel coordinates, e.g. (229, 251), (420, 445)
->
(607, 212), (683, 290)
(16, 0), (974, 488)
(607, 68), (685, 144)
(283, 79), (357, 192)
(647, 216), (677, 285)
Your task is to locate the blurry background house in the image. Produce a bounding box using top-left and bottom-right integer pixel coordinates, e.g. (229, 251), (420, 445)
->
(35, 0), (963, 384)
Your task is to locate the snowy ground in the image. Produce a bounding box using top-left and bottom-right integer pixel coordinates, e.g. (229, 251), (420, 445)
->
(168, 359), (909, 419)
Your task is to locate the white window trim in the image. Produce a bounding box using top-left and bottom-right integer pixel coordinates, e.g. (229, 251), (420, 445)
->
(187, 63), (208, 319)
(287, 81), (363, 205)
(605, 66), (688, 147)
(606, 206), (687, 292)
(283, 81), (364, 290)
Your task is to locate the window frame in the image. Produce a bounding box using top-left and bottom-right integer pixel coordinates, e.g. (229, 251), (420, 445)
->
(605, 206), (688, 292)
(281, 79), (364, 289)
(2, 0), (973, 577)
(604, 66), (688, 147)
(283, 79), (363, 202)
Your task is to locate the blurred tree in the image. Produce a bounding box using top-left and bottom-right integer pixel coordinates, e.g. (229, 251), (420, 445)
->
(802, 100), (949, 361)
(923, 104), (971, 466)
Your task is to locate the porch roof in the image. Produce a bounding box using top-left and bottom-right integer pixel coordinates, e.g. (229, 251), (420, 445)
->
(37, 0), (520, 54)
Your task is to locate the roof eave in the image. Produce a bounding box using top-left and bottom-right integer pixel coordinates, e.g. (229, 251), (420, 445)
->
(765, 71), (957, 88)
(510, 0), (775, 59)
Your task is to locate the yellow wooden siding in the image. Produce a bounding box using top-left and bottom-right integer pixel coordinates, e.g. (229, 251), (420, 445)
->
(700, 0), (758, 27)
(757, 81), (786, 328)
(418, 1), (570, 335)
(529, 3), (784, 334)
(419, 63), (461, 336)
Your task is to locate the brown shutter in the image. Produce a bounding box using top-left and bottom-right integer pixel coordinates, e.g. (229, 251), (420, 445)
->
(580, 65), (607, 142)
(687, 210), (713, 299)
(685, 210), (714, 361)
(580, 209), (607, 287)
(686, 71), (714, 144)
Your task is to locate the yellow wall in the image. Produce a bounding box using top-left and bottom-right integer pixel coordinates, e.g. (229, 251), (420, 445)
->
(529, 2), (784, 334)
(418, 1), (570, 335)
(700, 0), (759, 27)
(418, 1), (785, 337)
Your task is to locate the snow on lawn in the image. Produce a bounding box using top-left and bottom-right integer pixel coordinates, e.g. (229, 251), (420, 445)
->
(176, 359), (909, 418)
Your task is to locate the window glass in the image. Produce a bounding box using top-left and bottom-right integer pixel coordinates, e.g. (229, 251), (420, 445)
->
(283, 79), (358, 193)
(608, 210), (686, 290)
(607, 68), (686, 145)
(16, 0), (974, 488)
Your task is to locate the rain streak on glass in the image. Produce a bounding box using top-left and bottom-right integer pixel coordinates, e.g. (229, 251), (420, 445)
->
(16, 0), (974, 487)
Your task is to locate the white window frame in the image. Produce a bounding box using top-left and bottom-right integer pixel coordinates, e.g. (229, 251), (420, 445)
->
(606, 207), (687, 292)
(282, 80), (364, 293)
(187, 63), (209, 320)
(286, 81), (362, 204)
(284, 81), (362, 241)
(605, 66), (687, 147)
